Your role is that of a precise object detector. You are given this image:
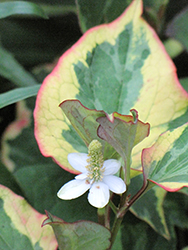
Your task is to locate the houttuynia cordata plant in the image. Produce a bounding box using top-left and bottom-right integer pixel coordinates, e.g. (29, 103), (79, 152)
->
(1, 0), (188, 249)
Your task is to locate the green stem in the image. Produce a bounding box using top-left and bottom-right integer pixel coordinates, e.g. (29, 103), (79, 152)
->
(125, 154), (131, 186)
(97, 207), (105, 226)
(110, 216), (124, 247)
(109, 155), (131, 246)
(109, 200), (118, 214)
(105, 204), (111, 229)
(110, 188), (129, 247)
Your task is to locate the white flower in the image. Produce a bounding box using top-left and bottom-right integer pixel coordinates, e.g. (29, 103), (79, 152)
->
(57, 152), (126, 208)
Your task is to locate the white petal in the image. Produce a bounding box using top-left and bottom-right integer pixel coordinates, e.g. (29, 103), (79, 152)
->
(88, 182), (110, 208)
(57, 179), (90, 200)
(68, 153), (89, 173)
(75, 173), (88, 180)
(102, 159), (121, 175)
(102, 175), (126, 194)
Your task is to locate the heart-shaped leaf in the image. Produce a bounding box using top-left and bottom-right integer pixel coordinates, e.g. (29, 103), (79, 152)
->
(43, 211), (111, 250)
(142, 123), (188, 191)
(0, 185), (57, 250)
(34, 0), (188, 174)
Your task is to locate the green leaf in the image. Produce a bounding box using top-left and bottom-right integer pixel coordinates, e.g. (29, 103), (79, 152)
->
(0, 1), (48, 19)
(43, 211), (111, 250)
(143, 123), (188, 191)
(0, 46), (39, 87)
(0, 185), (57, 250)
(34, 0), (188, 174)
(0, 85), (40, 108)
(166, 7), (188, 51)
